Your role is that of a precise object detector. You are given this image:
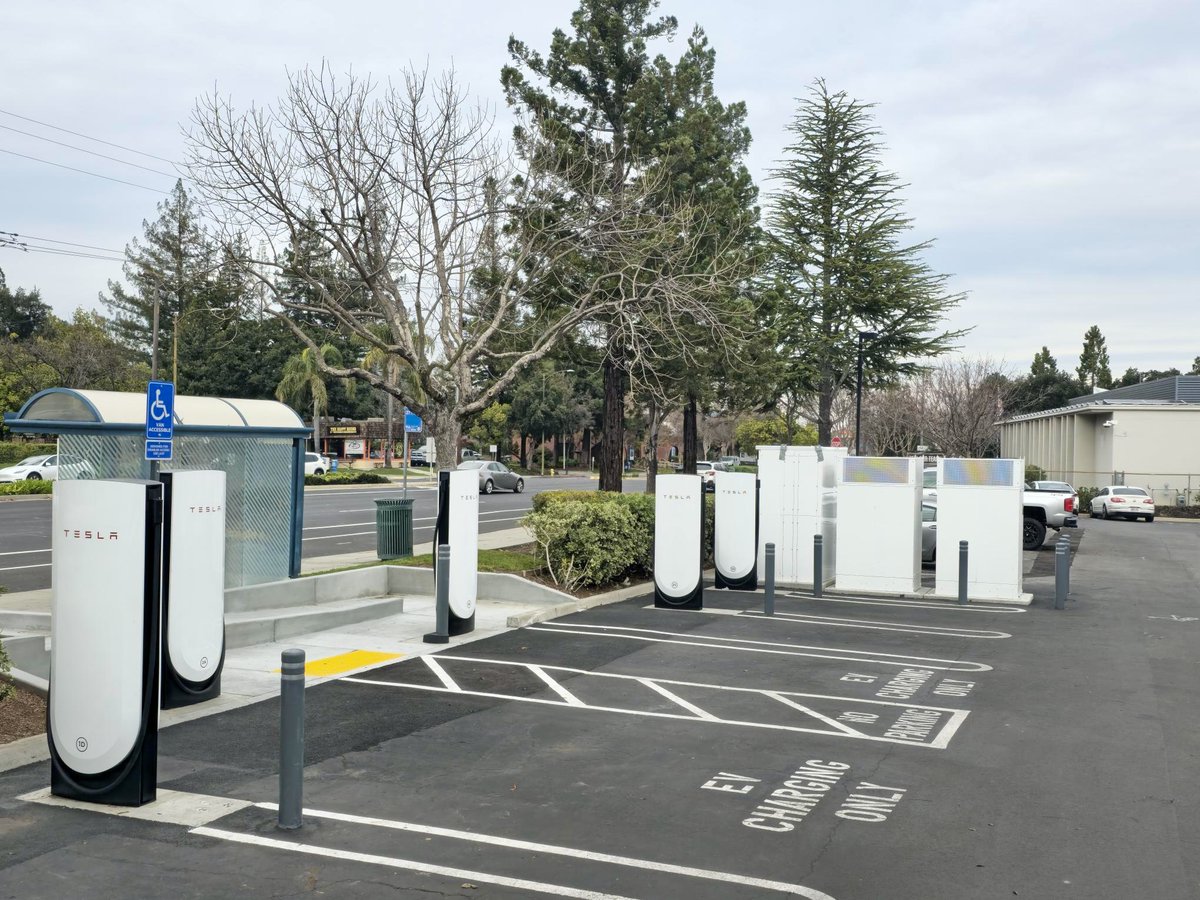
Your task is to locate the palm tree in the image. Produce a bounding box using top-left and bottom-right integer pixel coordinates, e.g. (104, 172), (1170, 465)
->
(275, 343), (351, 451)
(361, 330), (421, 468)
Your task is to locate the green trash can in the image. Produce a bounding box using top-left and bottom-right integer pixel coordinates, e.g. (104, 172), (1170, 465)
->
(375, 497), (414, 559)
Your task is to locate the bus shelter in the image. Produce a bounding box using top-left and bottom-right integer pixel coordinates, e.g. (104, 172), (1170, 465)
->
(3, 388), (310, 587)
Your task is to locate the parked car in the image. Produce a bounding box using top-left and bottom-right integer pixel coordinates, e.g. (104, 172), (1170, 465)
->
(925, 467), (1077, 549)
(458, 460), (524, 494)
(304, 452), (332, 476)
(695, 461), (728, 491)
(1090, 485), (1155, 522)
(0, 454), (93, 482)
(460, 448), (482, 461)
(921, 501), (938, 564)
(719, 455), (740, 469)
(408, 448), (431, 467)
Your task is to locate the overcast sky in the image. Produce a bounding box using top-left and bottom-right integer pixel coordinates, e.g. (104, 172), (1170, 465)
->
(2, 0), (1197, 375)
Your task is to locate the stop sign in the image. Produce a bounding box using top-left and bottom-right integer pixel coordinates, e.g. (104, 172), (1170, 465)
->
(831, 436), (842, 447)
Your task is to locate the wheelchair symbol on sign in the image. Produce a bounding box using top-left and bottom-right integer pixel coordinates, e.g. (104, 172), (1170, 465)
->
(150, 389), (170, 422)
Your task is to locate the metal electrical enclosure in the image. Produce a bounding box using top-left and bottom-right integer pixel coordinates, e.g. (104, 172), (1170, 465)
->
(49, 479), (162, 806)
(654, 474), (704, 609)
(713, 471), (758, 590)
(756, 446), (844, 588)
(434, 469), (478, 635)
(934, 458), (1025, 601)
(160, 470), (226, 709)
(835, 457), (921, 594)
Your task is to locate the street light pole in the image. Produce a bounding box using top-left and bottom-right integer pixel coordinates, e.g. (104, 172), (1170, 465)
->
(855, 331), (877, 456)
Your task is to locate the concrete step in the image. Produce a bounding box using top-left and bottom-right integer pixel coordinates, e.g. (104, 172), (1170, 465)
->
(1, 632), (50, 681)
(0, 611), (50, 634)
(225, 595), (409, 648)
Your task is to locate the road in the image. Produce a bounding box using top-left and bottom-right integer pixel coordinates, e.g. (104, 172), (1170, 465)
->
(0, 475), (641, 594)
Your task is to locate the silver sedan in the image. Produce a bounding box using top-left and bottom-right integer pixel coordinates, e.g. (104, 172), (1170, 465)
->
(458, 460), (525, 494)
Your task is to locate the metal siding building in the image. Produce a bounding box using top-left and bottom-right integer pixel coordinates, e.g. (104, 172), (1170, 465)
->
(998, 377), (1200, 504)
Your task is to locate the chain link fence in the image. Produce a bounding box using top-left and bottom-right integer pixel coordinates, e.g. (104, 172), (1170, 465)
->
(1028, 467), (1198, 508)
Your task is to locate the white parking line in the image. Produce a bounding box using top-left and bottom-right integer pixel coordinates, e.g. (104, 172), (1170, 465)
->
(529, 622), (993, 672)
(0, 548), (50, 558)
(782, 593), (1026, 614)
(250, 801), (840, 899)
(190, 827), (643, 900)
(739, 610), (1011, 639)
(0, 562), (51, 573)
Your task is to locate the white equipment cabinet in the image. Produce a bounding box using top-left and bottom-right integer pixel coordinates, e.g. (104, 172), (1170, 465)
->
(654, 474), (704, 609)
(161, 470), (226, 708)
(835, 457), (921, 594)
(756, 445), (844, 588)
(713, 471), (758, 590)
(934, 458), (1025, 601)
(49, 479), (163, 806)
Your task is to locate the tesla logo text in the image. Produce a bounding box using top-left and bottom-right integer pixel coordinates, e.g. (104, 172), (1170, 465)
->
(62, 529), (119, 540)
(188, 505), (223, 514)
(661, 494), (694, 501)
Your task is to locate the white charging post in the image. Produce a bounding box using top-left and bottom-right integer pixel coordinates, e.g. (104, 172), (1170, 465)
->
(713, 470), (758, 590)
(160, 470), (227, 709)
(756, 445), (844, 589)
(434, 468), (478, 635)
(934, 458), (1025, 602)
(49, 479), (163, 806)
(654, 473), (704, 609)
(835, 457), (922, 594)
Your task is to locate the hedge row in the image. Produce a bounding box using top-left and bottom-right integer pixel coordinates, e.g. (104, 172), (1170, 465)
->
(0, 480), (53, 497)
(305, 471), (391, 486)
(0, 443), (56, 466)
(524, 489), (714, 592)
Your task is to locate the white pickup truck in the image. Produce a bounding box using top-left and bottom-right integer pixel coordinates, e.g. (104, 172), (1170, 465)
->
(923, 469), (1078, 550)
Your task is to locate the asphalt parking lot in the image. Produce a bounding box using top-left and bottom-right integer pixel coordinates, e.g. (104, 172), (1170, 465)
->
(3, 516), (1200, 899)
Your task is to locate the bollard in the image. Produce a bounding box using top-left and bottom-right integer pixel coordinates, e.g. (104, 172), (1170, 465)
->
(1054, 540), (1068, 610)
(278, 648), (305, 830)
(423, 543), (451, 644)
(812, 534), (823, 599)
(958, 540), (969, 605)
(1059, 533), (1072, 598)
(764, 543), (776, 616)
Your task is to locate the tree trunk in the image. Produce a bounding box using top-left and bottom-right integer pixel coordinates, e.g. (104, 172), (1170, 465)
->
(682, 393), (698, 471)
(431, 412), (461, 470)
(817, 379), (834, 446)
(312, 398), (321, 452)
(645, 401), (659, 494)
(599, 353), (625, 492)
(384, 391), (394, 468)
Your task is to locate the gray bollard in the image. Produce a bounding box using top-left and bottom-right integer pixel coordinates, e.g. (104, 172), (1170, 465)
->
(958, 540), (969, 605)
(423, 544), (451, 644)
(1059, 533), (1072, 598)
(764, 543), (776, 616)
(1054, 539), (1069, 610)
(812, 534), (823, 599)
(278, 648), (305, 830)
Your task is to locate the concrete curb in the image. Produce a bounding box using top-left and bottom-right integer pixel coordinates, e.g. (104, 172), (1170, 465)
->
(506, 581), (653, 628)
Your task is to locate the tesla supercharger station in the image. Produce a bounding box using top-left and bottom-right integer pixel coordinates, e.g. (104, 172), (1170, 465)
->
(835, 457), (921, 594)
(435, 468), (478, 635)
(713, 471), (758, 590)
(654, 474), (704, 609)
(756, 445), (844, 588)
(49, 479), (163, 806)
(160, 470), (226, 709)
(934, 458), (1024, 602)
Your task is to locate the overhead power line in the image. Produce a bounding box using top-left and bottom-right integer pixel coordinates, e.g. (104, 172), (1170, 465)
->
(0, 242), (124, 264)
(0, 231), (124, 254)
(0, 107), (176, 164)
(0, 147), (167, 193)
(0, 123), (178, 178)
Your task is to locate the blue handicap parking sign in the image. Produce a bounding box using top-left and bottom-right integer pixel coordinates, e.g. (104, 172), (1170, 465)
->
(146, 381), (175, 441)
(404, 409), (423, 433)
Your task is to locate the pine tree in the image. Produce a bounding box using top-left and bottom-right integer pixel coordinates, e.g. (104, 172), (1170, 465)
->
(101, 180), (216, 370)
(1030, 346), (1058, 376)
(1075, 325), (1113, 390)
(766, 81), (966, 445)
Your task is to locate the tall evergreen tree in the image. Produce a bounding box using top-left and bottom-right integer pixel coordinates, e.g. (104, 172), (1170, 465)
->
(0, 268), (51, 340)
(1075, 325), (1113, 390)
(101, 180), (216, 371)
(1030, 346), (1058, 376)
(766, 81), (966, 445)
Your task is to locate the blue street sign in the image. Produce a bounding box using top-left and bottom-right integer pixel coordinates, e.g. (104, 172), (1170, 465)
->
(145, 381), (175, 441)
(145, 440), (173, 461)
(403, 409), (423, 434)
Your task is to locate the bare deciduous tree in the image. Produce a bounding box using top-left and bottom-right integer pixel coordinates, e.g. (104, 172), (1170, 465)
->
(185, 64), (744, 464)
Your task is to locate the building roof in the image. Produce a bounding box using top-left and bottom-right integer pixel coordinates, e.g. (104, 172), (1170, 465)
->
(1068, 375), (1200, 405)
(999, 397), (1199, 425)
(3, 388), (308, 435)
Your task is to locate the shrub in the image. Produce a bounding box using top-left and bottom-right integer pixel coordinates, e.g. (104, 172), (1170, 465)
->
(0, 586), (10, 701)
(0, 480), (53, 496)
(305, 470), (390, 486)
(1025, 463), (1047, 483)
(525, 499), (646, 591)
(1075, 486), (1099, 510)
(0, 443), (56, 467)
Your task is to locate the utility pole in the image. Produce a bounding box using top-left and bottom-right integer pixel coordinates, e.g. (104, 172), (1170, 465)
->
(855, 331), (877, 455)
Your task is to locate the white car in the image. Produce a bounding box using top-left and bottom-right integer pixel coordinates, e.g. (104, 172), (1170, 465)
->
(0, 453), (94, 482)
(1090, 485), (1155, 522)
(304, 452), (332, 476)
